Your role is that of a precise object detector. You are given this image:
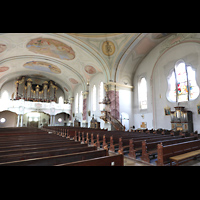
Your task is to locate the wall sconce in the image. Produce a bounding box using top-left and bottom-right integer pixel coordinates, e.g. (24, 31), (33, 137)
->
(88, 110), (91, 116)
(141, 114), (144, 119)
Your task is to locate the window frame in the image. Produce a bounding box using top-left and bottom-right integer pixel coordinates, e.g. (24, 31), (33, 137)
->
(75, 93), (79, 114)
(79, 91), (83, 113)
(138, 76), (147, 110)
(167, 60), (199, 103)
(99, 81), (104, 111)
(92, 85), (96, 112)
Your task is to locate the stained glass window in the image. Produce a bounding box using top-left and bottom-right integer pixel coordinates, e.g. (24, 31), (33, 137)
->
(175, 61), (188, 102)
(167, 71), (176, 102)
(167, 60), (199, 102)
(187, 66), (199, 100)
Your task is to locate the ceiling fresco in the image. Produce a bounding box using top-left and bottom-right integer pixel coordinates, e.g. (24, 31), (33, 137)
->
(0, 33), (175, 100)
(0, 44), (7, 53)
(26, 37), (75, 60)
(0, 66), (9, 72)
(102, 40), (115, 56)
(69, 78), (78, 84)
(84, 65), (96, 75)
(23, 61), (61, 74)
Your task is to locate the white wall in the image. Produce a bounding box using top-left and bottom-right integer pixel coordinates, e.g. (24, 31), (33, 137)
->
(73, 84), (84, 126)
(0, 79), (15, 100)
(132, 36), (200, 132)
(88, 73), (106, 128)
(0, 111), (17, 127)
(119, 89), (133, 131)
(72, 73), (106, 128)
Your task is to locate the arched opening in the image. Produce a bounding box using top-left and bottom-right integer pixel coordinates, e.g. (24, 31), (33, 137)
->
(120, 112), (129, 131)
(25, 111), (50, 128)
(0, 110), (17, 127)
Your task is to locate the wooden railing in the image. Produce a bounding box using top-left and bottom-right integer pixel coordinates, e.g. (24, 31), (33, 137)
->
(100, 111), (125, 131)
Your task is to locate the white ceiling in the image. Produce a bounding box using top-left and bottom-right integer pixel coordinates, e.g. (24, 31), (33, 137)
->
(0, 33), (172, 98)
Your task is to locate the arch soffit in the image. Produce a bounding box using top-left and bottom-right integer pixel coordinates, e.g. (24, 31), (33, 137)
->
(150, 40), (200, 83)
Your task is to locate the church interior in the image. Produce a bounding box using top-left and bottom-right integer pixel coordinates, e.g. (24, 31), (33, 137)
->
(1, 33), (200, 166)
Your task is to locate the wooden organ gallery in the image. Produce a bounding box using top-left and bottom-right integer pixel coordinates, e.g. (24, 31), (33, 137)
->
(15, 76), (58, 102)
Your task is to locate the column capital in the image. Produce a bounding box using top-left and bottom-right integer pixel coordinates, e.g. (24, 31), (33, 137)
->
(82, 91), (89, 99)
(68, 97), (74, 104)
(105, 81), (134, 91)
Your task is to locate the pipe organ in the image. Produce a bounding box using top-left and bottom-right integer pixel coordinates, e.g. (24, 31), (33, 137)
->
(15, 76), (58, 102)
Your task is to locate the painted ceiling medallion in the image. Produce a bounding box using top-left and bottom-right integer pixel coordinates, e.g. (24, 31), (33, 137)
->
(26, 37), (75, 60)
(69, 78), (78, 84)
(102, 40), (115, 56)
(84, 65), (96, 74)
(0, 44), (7, 53)
(0, 66), (9, 72)
(23, 61), (61, 74)
(64, 87), (68, 92)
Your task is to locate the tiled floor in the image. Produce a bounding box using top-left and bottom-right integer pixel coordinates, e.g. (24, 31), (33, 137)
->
(123, 156), (153, 166)
(108, 151), (152, 166)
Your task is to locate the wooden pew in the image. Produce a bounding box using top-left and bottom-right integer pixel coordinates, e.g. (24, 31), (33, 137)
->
(117, 135), (183, 156)
(56, 154), (124, 166)
(169, 150), (200, 166)
(0, 149), (109, 166)
(0, 145), (97, 163)
(141, 136), (198, 163)
(0, 140), (80, 152)
(110, 134), (182, 153)
(156, 139), (200, 166)
(0, 142), (88, 157)
(0, 135), (70, 146)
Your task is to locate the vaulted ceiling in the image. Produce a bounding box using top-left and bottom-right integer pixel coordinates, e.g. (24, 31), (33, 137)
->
(0, 33), (172, 99)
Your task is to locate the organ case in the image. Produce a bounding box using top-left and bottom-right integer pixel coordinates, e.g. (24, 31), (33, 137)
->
(170, 106), (193, 133)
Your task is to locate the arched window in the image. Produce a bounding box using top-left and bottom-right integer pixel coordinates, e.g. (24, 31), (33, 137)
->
(167, 60), (199, 102)
(1, 90), (9, 100)
(138, 77), (147, 110)
(79, 91), (83, 113)
(99, 82), (104, 111)
(75, 93), (78, 113)
(58, 96), (64, 104)
(92, 85), (96, 111)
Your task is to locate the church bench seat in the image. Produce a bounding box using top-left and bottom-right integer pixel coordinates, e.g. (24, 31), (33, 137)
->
(169, 149), (200, 166)
(141, 136), (198, 163)
(0, 145), (97, 163)
(156, 139), (200, 166)
(0, 142), (89, 156)
(0, 136), (70, 146)
(0, 149), (109, 166)
(0, 140), (81, 152)
(56, 154), (124, 166)
(0, 138), (75, 148)
(114, 135), (183, 156)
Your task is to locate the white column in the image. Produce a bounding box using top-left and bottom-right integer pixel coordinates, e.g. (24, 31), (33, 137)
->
(50, 115), (52, 126)
(20, 114), (23, 127)
(52, 115), (55, 126)
(17, 114), (20, 127)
